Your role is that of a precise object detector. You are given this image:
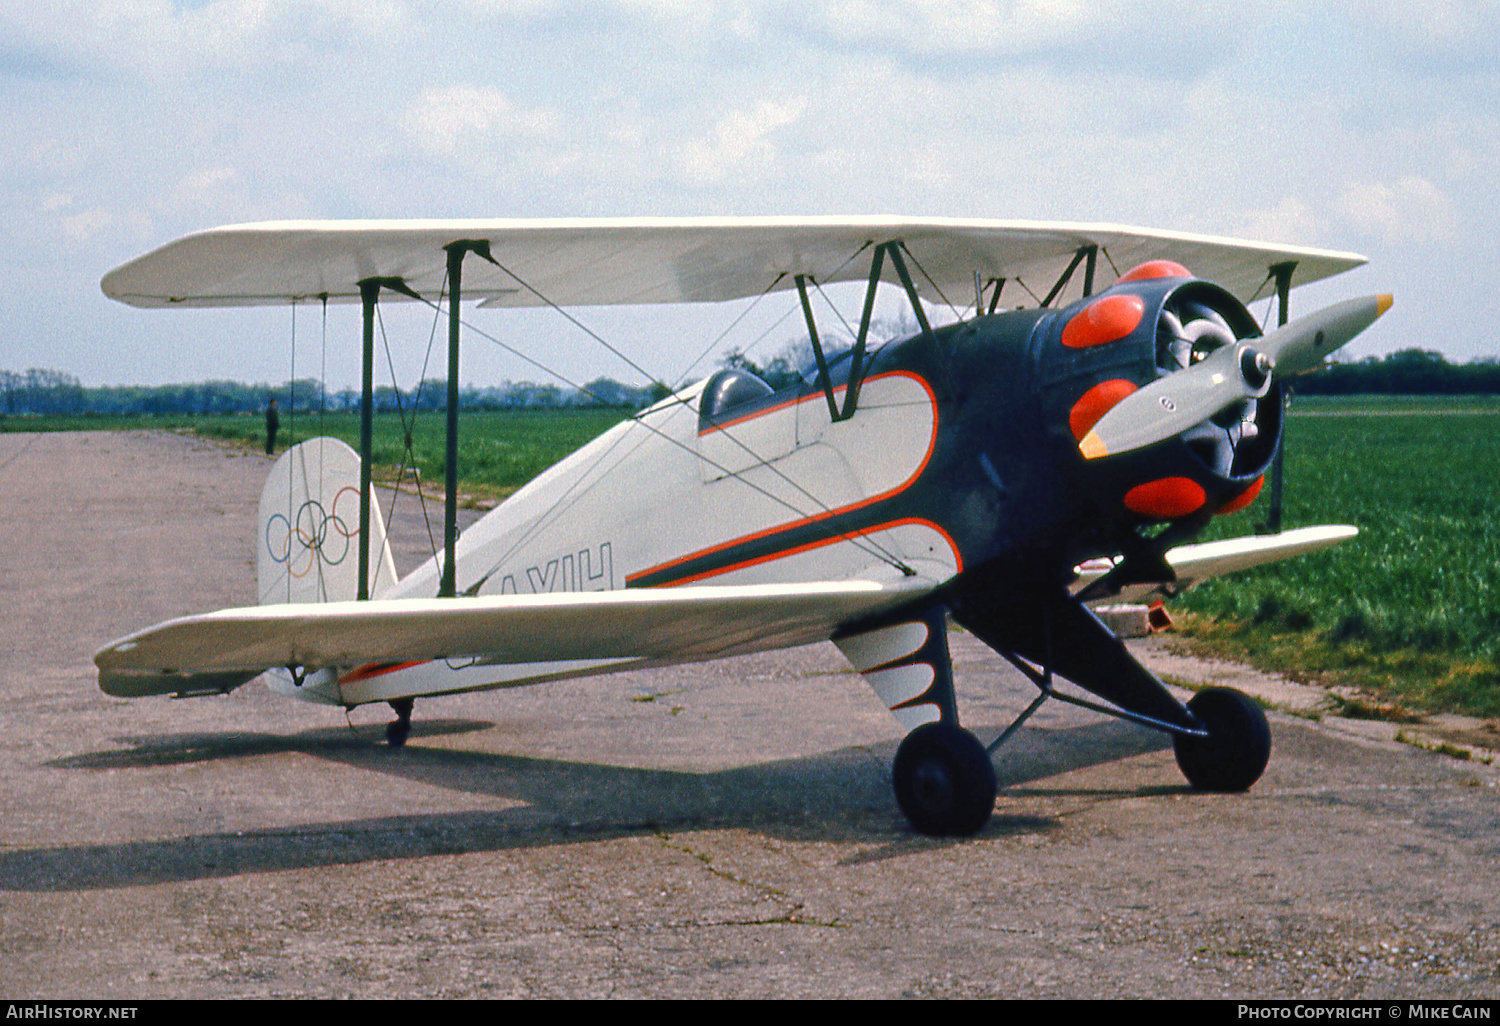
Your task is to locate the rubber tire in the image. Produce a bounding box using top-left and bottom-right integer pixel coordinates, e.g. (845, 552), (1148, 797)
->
(385, 717), (411, 749)
(892, 722), (997, 836)
(1173, 687), (1271, 792)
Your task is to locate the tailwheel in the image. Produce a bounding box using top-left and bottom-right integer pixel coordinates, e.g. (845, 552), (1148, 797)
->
(892, 722), (997, 836)
(1173, 687), (1271, 792)
(385, 697), (414, 749)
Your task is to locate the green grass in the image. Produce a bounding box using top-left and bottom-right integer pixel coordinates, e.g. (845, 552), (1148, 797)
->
(1292, 394), (1500, 413)
(1174, 397), (1500, 718)
(0, 408), (628, 502)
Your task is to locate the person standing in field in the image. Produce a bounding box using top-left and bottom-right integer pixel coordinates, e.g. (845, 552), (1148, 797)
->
(265, 398), (279, 455)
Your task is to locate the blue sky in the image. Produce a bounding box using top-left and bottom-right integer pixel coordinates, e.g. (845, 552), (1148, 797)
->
(3, 0), (1496, 389)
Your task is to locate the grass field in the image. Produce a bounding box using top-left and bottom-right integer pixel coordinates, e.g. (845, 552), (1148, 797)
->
(1, 408), (628, 503)
(8, 396), (1499, 718)
(1175, 394), (1500, 718)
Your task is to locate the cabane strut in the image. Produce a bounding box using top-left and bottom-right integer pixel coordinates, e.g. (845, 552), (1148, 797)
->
(793, 240), (940, 424)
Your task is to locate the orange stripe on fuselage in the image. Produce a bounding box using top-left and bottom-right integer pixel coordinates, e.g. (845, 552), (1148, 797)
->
(649, 517), (963, 587)
(630, 372), (941, 586)
(339, 660), (427, 685)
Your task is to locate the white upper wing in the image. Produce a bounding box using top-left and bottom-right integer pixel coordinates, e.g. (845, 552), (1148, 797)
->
(101, 216), (1366, 311)
(95, 579), (929, 697)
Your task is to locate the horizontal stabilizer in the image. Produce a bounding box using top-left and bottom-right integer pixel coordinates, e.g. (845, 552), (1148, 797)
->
(98, 669), (262, 700)
(96, 579), (930, 697)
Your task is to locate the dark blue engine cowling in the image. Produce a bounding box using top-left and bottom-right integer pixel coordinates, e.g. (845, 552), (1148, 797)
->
(1036, 274), (1281, 515)
(935, 270), (1281, 582)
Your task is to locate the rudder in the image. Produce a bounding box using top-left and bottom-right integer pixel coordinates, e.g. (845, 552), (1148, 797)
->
(257, 437), (398, 604)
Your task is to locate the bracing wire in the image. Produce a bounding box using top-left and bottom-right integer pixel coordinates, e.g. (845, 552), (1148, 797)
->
(898, 243), (962, 322)
(411, 298), (912, 584)
(1100, 246), (1121, 282)
(711, 301), (802, 372)
(376, 272), (448, 577)
(675, 238), (873, 394)
(498, 239), (914, 575)
(317, 295), (330, 602)
(287, 298), (295, 452)
(405, 269), (449, 564)
(376, 237), (920, 589)
(1237, 269), (1279, 332)
(810, 277), (858, 342)
(477, 258), (891, 553)
(318, 295), (328, 553)
(493, 267), (912, 574)
(319, 296), (328, 435)
(487, 257), (671, 392)
(284, 299), (330, 604)
(672, 272), (788, 388)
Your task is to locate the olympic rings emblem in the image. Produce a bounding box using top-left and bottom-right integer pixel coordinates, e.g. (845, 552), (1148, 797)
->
(265, 486), (361, 578)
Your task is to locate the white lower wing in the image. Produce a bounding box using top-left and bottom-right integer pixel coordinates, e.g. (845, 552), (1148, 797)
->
(1075, 524), (1359, 603)
(96, 580), (931, 698)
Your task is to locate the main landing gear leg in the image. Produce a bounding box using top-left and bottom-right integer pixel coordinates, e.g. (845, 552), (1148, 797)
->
(386, 697), (414, 748)
(838, 605), (997, 836)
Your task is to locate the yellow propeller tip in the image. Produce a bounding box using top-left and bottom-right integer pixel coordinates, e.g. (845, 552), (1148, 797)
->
(1377, 294), (1394, 317)
(1079, 431), (1109, 460)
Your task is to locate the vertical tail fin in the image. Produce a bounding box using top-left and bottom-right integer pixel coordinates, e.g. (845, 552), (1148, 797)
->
(257, 438), (398, 605)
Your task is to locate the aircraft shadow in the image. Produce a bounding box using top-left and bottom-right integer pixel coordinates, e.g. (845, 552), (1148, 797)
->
(9, 718), (1171, 892)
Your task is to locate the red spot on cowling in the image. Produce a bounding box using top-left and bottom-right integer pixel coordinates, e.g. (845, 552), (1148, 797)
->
(1118, 260), (1192, 283)
(1124, 477), (1206, 519)
(1061, 294), (1145, 349)
(1069, 379), (1138, 440)
(1216, 475), (1265, 515)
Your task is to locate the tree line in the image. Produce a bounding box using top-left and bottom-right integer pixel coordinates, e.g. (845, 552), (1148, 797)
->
(1291, 349), (1500, 395)
(0, 369), (664, 417)
(6, 348), (1500, 418)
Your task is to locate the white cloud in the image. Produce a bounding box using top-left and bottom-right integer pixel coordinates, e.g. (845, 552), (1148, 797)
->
(61, 205), (113, 242)
(1235, 196), (1321, 247)
(1357, 0), (1500, 67)
(165, 165), (245, 213)
(679, 97), (808, 184)
(401, 85), (561, 164)
(1336, 175), (1456, 244)
(3, 0), (405, 79)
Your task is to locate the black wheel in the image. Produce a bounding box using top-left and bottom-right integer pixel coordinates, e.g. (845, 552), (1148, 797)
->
(892, 722), (997, 836)
(1173, 687), (1271, 792)
(384, 717), (411, 748)
(385, 698), (413, 749)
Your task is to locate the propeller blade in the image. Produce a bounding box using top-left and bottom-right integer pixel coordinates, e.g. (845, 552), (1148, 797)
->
(1257, 293), (1393, 377)
(1079, 293), (1391, 460)
(1078, 343), (1251, 459)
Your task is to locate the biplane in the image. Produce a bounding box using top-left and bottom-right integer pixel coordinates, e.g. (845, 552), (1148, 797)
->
(95, 217), (1388, 835)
